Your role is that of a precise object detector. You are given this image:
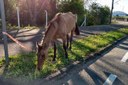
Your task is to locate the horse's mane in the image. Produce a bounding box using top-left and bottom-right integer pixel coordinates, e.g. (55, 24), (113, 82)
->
(45, 13), (61, 35)
(40, 13), (61, 45)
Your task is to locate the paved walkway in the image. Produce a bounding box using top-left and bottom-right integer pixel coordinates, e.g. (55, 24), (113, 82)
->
(0, 24), (128, 58)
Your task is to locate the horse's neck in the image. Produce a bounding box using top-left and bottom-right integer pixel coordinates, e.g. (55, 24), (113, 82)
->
(42, 24), (56, 46)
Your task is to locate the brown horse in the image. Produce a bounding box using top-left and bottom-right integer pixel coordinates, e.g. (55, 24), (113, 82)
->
(36, 12), (80, 70)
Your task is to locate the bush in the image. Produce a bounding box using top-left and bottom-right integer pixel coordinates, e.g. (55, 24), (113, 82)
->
(86, 3), (110, 25)
(58, 0), (85, 25)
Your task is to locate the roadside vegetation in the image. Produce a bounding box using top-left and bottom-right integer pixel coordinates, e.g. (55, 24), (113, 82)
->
(58, 0), (85, 25)
(86, 2), (110, 25)
(3, 0), (110, 28)
(0, 27), (128, 80)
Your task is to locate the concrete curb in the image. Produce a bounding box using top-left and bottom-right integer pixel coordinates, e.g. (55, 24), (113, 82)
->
(45, 35), (128, 80)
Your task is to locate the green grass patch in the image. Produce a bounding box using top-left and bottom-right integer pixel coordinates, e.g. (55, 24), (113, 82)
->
(0, 28), (128, 80)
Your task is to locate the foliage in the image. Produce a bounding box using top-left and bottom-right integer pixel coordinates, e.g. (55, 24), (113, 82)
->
(58, 0), (86, 25)
(118, 28), (128, 34)
(86, 2), (110, 25)
(0, 28), (128, 80)
(3, 0), (111, 27)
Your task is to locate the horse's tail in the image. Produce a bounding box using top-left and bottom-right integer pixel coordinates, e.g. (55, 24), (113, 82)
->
(75, 23), (80, 35)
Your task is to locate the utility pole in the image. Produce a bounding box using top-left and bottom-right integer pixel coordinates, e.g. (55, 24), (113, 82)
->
(109, 0), (114, 24)
(0, 0), (9, 64)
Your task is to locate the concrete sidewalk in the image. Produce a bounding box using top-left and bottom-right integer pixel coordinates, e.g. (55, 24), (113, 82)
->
(0, 28), (45, 57)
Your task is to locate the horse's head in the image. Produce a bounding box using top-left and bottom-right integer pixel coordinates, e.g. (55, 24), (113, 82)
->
(36, 42), (48, 70)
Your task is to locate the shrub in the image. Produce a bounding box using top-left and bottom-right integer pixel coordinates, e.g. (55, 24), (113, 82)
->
(86, 3), (110, 25)
(58, 0), (85, 25)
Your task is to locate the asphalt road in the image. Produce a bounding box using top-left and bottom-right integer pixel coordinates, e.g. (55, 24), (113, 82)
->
(0, 24), (128, 57)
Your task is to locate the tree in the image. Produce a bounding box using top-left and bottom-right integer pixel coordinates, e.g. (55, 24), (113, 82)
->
(58, 0), (85, 25)
(86, 2), (110, 25)
(99, 6), (110, 24)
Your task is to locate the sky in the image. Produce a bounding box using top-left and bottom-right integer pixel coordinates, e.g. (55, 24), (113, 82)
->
(95, 0), (128, 13)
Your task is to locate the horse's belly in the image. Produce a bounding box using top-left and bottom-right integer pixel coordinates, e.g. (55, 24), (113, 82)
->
(54, 31), (66, 39)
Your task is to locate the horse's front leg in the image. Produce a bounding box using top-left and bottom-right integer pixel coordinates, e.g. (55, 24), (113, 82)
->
(63, 39), (68, 59)
(67, 34), (69, 49)
(69, 30), (73, 50)
(53, 41), (56, 61)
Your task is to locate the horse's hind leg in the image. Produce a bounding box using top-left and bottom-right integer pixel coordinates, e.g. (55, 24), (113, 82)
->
(53, 42), (56, 61)
(63, 39), (68, 59)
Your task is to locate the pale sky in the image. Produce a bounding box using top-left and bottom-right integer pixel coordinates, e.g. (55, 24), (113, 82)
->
(95, 0), (128, 13)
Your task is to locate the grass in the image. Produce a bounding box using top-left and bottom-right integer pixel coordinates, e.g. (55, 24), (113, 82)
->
(0, 28), (128, 80)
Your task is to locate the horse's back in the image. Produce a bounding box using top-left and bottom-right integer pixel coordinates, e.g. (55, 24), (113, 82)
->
(61, 12), (77, 25)
(51, 12), (77, 39)
(58, 12), (77, 34)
